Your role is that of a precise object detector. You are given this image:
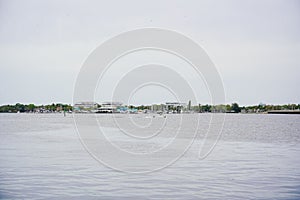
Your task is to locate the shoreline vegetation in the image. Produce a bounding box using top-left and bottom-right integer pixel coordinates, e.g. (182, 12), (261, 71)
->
(0, 102), (299, 114)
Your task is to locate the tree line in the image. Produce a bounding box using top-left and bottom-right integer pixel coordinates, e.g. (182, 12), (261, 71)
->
(0, 102), (299, 113)
(194, 103), (300, 113)
(0, 103), (73, 113)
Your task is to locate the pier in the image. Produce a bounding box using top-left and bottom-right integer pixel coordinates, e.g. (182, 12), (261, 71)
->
(267, 110), (300, 114)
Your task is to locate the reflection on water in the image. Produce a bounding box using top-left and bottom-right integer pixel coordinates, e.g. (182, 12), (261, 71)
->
(0, 113), (300, 199)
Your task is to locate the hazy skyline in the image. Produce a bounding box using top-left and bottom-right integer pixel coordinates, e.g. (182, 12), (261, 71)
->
(1, 0), (300, 106)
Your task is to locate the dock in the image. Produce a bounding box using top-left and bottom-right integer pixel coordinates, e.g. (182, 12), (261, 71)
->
(267, 110), (300, 114)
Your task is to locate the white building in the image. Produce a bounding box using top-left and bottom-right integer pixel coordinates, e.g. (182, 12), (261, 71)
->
(165, 102), (186, 113)
(97, 102), (123, 113)
(73, 102), (98, 113)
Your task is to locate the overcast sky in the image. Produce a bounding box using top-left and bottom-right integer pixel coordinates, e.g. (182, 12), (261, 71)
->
(0, 0), (299, 106)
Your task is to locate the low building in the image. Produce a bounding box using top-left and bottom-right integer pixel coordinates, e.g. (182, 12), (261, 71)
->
(97, 102), (123, 113)
(165, 102), (186, 113)
(73, 102), (98, 113)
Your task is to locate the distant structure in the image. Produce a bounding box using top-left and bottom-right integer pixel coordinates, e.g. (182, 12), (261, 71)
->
(267, 110), (300, 114)
(188, 100), (191, 111)
(73, 102), (98, 113)
(97, 102), (123, 113)
(165, 102), (186, 113)
(73, 101), (192, 114)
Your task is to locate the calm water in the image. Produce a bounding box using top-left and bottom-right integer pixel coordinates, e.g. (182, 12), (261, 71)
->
(0, 113), (300, 199)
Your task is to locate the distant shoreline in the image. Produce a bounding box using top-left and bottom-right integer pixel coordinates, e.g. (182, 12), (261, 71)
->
(1, 112), (300, 115)
(0, 102), (299, 114)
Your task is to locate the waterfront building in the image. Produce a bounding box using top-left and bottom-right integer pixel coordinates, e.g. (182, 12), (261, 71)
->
(73, 102), (98, 113)
(165, 102), (186, 113)
(97, 102), (123, 113)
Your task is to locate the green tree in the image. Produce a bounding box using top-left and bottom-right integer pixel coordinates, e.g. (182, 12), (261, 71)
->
(28, 104), (35, 112)
(201, 104), (211, 112)
(231, 103), (241, 113)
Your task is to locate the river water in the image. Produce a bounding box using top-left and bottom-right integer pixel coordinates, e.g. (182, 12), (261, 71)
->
(0, 113), (299, 199)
